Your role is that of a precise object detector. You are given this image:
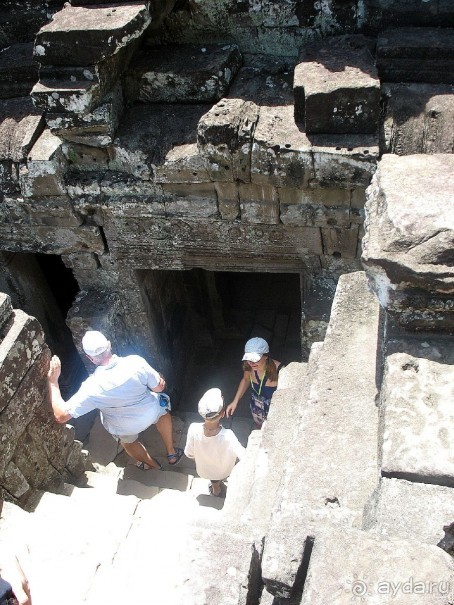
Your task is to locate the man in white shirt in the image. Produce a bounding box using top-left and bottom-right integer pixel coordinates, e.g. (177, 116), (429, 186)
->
(48, 331), (184, 470)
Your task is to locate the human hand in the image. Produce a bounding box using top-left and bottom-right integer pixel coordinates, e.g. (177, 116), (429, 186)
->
(0, 556), (31, 605)
(47, 355), (61, 384)
(225, 402), (237, 417)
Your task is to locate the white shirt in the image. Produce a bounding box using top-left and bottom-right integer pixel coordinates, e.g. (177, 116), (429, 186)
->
(66, 354), (163, 436)
(184, 424), (245, 480)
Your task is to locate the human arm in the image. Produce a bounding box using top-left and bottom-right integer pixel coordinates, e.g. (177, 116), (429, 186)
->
(47, 356), (73, 424)
(226, 371), (250, 417)
(183, 425), (195, 459)
(0, 556), (32, 605)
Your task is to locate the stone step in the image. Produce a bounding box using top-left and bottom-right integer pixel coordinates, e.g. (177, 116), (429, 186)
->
(0, 43), (39, 100)
(262, 271), (381, 598)
(220, 361), (309, 555)
(293, 35), (380, 135)
(377, 27), (454, 84)
(83, 492), (258, 605)
(363, 477), (454, 551)
(124, 43), (242, 104)
(300, 527), (454, 604)
(34, 4), (151, 67)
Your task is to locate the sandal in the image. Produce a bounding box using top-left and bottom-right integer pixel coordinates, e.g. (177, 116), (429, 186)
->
(167, 447), (184, 466)
(136, 459), (163, 471)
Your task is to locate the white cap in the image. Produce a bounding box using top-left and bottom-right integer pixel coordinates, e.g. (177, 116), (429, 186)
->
(82, 331), (109, 357)
(242, 337), (269, 363)
(198, 388), (224, 418)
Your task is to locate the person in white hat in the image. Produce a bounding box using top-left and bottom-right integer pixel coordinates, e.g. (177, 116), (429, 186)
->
(47, 330), (184, 470)
(184, 388), (245, 497)
(226, 337), (283, 428)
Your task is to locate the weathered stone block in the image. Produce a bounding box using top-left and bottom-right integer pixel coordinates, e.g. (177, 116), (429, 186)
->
(214, 182), (239, 220)
(300, 529), (454, 605)
(0, 96), (44, 164)
(0, 223), (105, 255)
(251, 104), (313, 188)
(321, 225), (359, 259)
(239, 183), (279, 224)
(28, 196), (82, 227)
(362, 154), (454, 331)
(63, 142), (110, 172)
(0, 310), (45, 413)
(154, 143), (211, 184)
(294, 35), (380, 134)
(197, 97), (259, 182)
(34, 4), (151, 66)
(377, 27), (454, 84)
(19, 129), (67, 198)
(381, 83), (454, 156)
(46, 85), (123, 147)
(126, 43), (242, 104)
(280, 188), (351, 227)
(379, 350), (454, 487)
(32, 403), (76, 473)
(0, 294), (13, 336)
(13, 424), (63, 491)
(311, 134), (378, 189)
(364, 477), (454, 546)
(0, 43), (39, 100)
(112, 103), (208, 180)
(108, 218), (323, 272)
(2, 461), (30, 499)
(162, 183), (218, 218)
(32, 44), (136, 115)
(0, 347), (50, 476)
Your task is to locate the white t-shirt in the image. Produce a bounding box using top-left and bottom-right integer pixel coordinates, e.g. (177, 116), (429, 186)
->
(184, 424), (245, 480)
(66, 354), (164, 436)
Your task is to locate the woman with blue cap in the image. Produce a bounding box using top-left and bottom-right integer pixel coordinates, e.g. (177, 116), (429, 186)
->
(226, 337), (283, 428)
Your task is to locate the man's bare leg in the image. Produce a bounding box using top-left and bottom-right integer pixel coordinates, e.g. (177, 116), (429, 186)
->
(121, 440), (161, 470)
(155, 412), (176, 456)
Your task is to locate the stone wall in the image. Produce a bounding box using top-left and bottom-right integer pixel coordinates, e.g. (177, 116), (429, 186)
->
(0, 1), (452, 400)
(0, 293), (92, 510)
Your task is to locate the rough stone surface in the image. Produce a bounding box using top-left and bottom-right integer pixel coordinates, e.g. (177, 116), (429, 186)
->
(279, 187), (351, 228)
(301, 528), (454, 604)
(310, 134), (378, 189)
(294, 35), (380, 134)
(19, 128), (67, 197)
(251, 104), (314, 188)
(197, 96), (259, 183)
(126, 43), (242, 104)
(364, 477), (454, 547)
(379, 344), (454, 487)
(46, 84), (124, 147)
(112, 103), (209, 180)
(380, 83), (454, 156)
(262, 272), (380, 597)
(377, 27), (454, 84)
(0, 97), (44, 164)
(34, 3), (151, 66)
(362, 154), (454, 331)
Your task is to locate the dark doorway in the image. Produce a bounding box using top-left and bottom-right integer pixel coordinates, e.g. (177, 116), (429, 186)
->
(177, 270), (302, 418)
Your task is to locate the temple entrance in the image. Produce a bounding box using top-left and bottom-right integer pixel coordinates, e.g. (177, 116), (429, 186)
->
(137, 268), (302, 418)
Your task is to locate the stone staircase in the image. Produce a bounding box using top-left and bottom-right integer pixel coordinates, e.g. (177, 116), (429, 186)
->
(1, 271), (453, 604)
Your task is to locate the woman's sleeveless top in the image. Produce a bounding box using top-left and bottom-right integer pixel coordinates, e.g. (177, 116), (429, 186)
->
(249, 363), (283, 427)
